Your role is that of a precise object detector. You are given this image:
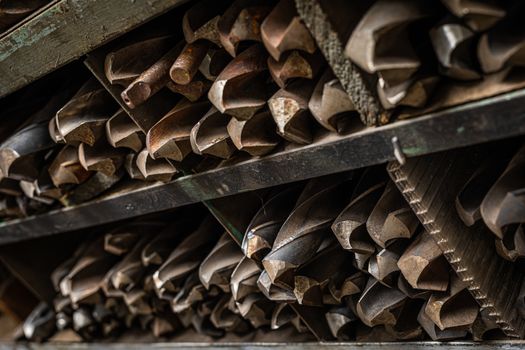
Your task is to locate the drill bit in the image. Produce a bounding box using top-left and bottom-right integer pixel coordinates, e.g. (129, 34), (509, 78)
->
(495, 224), (525, 262)
(109, 235), (153, 291)
(78, 139), (126, 176)
(208, 44), (269, 120)
(325, 305), (358, 340)
(260, 0), (316, 61)
(189, 107), (236, 159)
(182, 0), (229, 46)
(367, 241), (406, 288)
(170, 41), (210, 85)
(135, 148), (177, 183)
(104, 226), (142, 256)
(226, 110), (280, 156)
(230, 257), (261, 302)
(48, 145), (92, 188)
(440, 0), (505, 32)
(105, 109), (144, 153)
(198, 48), (232, 81)
(142, 220), (197, 266)
(166, 77), (211, 102)
(267, 50), (323, 89)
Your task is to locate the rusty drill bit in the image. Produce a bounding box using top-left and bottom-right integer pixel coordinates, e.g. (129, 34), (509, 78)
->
(268, 79), (316, 144)
(268, 50), (323, 89)
(327, 270), (366, 305)
(55, 80), (117, 146)
(123, 289), (153, 316)
(147, 100), (210, 161)
(166, 78), (211, 102)
(376, 74), (439, 110)
(481, 145), (525, 239)
(257, 270), (296, 302)
(217, 0), (274, 57)
(241, 184), (303, 262)
(230, 257), (261, 302)
(105, 109), (144, 153)
(367, 241), (406, 288)
(172, 272), (206, 313)
(227, 110), (280, 156)
(104, 226), (142, 256)
(366, 181), (419, 248)
(325, 305), (358, 340)
(397, 274), (431, 300)
(199, 233), (244, 292)
(430, 20), (480, 80)
(397, 231), (450, 292)
(440, 0), (506, 32)
(78, 138), (126, 176)
(208, 44), (269, 120)
(384, 299), (424, 340)
(199, 48), (232, 81)
(104, 35), (175, 87)
(471, 308), (507, 341)
(424, 274), (479, 331)
(260, 0), (316, 61)
(234, 293), (273, 328)
(356, 277), (407, 328)
(190, 107), (236, 159)
(121, 43), (183, 109)
(182, 0), (229, 46)
(308, 70), (355, 133)
(135, 148), (177, 183)
(418, 301), (467, 340)
(495, 224), (525, 262)
(210, 295), (250, 332)
(48, 145), (92, 188)
(170, 41), (210, 85)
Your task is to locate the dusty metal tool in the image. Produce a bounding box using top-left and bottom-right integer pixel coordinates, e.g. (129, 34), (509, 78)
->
(153, 217), (222, 298)
(170, 41), (210, 85)
(199, 48), (232, 81)
(234, 293), (273, 328)
(418, 303), (467, 340)
(146, 100), (210, 161)
(367, 241), (406, 288)
(262, 174), (354, 290)
(440, 0), (506, 32)
(325, 305), (357, 340)
(217, 0), (273, 57)
(166, 77), (211, 102)
(189, 107), (236, 159)
(121, 43), (183, 109)
(308, 70), (355, 133)
(124, 153), (145, 181)
(327, 270), (366, 305)
(123, 289), (152, 316)
(268, 79), (316, 144)
(495, 224), (525, 262)
(208, 44), (269, 120)
(230, 257), (261, 302)
(210, 295), (250, 332)
(425, 274), (479, 330)
(78, 138), (127, 176)
(481, 145), (525, 239)
(241, 185), (304, 262)
(172, 272), (207, 313)
(397, 231), (450, 292)
(55, 80), (117, 146)
(48, 145), (92, 188)
(477, 3), (525, 74)
(142, 220), (196, 267)
(388, 149), (525, 338)
(104, 35), (175, 87)
(182, 0), (229, 46)
(104, 228), (141, 256)
(366, 181), (419, 248)
(226, 110), (280, 156)
(60, 169), (124, 206)
(376, 74), (439, 110)
(471, 308), (507, 341)
(109, 236), (153, 291)
(0, 0), (49, 32)
(22, 302), (56, 342)
(199, 233), (244, 292)
(270, 303), (305, 332)
(356, 277), (407, 327)
(257, 270), (296, 302)
(268, 50), (323, 89)
(135, 148), (177, 182)
(105, 109), (144, 153)
(384, 299), (424, 340)
(260, 0), (316, 61)
(430, 20), (480, 80)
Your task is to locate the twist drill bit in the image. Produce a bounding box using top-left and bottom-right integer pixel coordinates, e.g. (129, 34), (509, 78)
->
(210, 295), (250, 332)
(135, 148), (177, 183)
(226, 110), (280, 156)
(384, 299), (424, 340)
(376, 74), (438, 110)
(78, 138), (126, 176)
(198, 48), (231, 81)
(430, 21), (480, 80)
(153, 217), (222, 298)
(142, 220), (196, 267)
(260, 0), (316, 61)
(257, 270), (296, 302)
(55, 81), (117, 146)
(48, 117), (64, 144)
(367, 241), (406, 288)
(208, 44), (269, 120)
(217, 0), (274, 57)
(124, 153), (145, 180)
(147, 100), (211, 161)
(22, 302), (56, 343)
(110, 236), (154, 291)
(199, 234), (244, 292)
(268, 79), (316, 144)
(356, 277), (407, 328)
(262, 174), (354, 289)
(104, 226), (142, 256)
(397, 231), (450, 292)
(477, 3), (525, 74)
(268, 50), (323, 89)
(166, 77), (211, 102)
(327, 270), (366, 305)
(471, 308), (506, 341)
(271, 303), (304, 332)
(123, 289), (153, 315)
(417, 303), (467, 340)
(104, 35), (175, 87)
(172, 272), (206, 313)
(189, 107), (236, 159)
(481, 145), (525, 239)
(242, 185), (303, 262)
(182, 0), (229, 46)
(366, 181), (419, 248)
(424, 275), (479, 331)
(325, 305), (357, 340)
(230, 257), (261, 302)
(235, 293), (273, 328)
(308, 70), (355, 133)
(151, 314), (180, 337)
(495, 224), (525, 262)
(397, 274), (431, 300)
(170, 41), (210, 85)
(440, 0), (505, 32)
(121, 43), (183, 109)
(48, 146), (92, 188)
(105, 109), (144, 153)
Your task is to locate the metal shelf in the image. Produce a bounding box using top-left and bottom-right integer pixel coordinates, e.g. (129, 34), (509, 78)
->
(0, 89), (524, 245)
(0, 0), (188, 98)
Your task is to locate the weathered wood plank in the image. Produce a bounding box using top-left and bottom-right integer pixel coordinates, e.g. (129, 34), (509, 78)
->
(0, 0), (189, 98)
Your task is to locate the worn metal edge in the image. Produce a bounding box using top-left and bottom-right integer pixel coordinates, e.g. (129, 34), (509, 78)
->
(3, 341), (525, 350)
(0, 0), (189, 98)
(0, 89), (524, 244)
